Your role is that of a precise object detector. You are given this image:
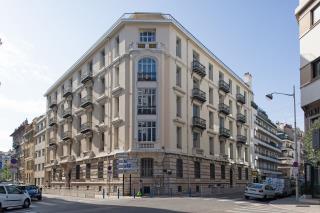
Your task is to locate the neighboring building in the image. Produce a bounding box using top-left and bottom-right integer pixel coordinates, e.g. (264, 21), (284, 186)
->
(295, 0), (320, 198)
(22, 120), (36, 185)
(277, 123), (295, 178)
(44, 13), (253, 195)
(34, 115), (47, 186)
(251, 107), (282, 182)
(0, 151), (12, 181)
(10, 119), (28, 183)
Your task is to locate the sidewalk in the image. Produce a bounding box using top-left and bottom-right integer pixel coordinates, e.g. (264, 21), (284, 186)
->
(270, 196), (320, 213)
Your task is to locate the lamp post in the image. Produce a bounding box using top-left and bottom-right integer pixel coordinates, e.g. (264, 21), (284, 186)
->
(266, 85), (299, 201)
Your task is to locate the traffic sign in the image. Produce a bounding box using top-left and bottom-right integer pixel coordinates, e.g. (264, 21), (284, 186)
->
(292, 161), (299, 167)
(11, 158), (17, 164)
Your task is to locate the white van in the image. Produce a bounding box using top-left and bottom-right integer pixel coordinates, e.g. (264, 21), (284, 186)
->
(0, 184), (31, 210)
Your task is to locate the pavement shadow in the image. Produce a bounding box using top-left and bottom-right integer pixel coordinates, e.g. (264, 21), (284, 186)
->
(4, 197), (188, 213)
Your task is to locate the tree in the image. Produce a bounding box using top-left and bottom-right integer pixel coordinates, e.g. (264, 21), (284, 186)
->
(303, 121), (320, 165)
(0, 165), (12, 181)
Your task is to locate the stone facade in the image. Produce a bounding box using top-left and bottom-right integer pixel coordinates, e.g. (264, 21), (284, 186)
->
(44, 13), (253, 196)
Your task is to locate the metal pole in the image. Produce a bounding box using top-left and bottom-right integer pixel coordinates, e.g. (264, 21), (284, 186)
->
(293, 85), (299, 201)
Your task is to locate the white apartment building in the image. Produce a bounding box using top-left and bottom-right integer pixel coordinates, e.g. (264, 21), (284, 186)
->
(34, 115), (47, 186)
(44, 13), (253, 196)
(251, 107), (282, 182)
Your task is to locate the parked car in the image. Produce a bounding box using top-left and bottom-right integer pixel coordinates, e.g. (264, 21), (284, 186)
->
(17, 185), (42, 200)
(244, 183), (276, 200)
(0, 184), (31, 210)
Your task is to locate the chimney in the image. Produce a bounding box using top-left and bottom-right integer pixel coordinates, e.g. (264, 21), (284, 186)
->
(243, 72), (252, 88)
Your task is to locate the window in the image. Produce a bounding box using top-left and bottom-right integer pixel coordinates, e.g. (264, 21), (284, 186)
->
(176, 37), (181, 58)
(313, 58), (320, 79)
(176, 159), (183, 178)
(237, 146), (241, 160)
(76, 165), (80, 180)
(209, 111), (214, 129)
(238, 167), (242, 180)
(88, 61), (93, 72)
(244, 91), (247, 104)
(138, 121), (156, 142)
(100, 104), (105, 123)
(210, 163), (215, 179)
(230, 143), (233, 159)
(98, 161), (104, 179)
(194, 161), (200, 179)
(100, 49), (105, 67)
(229, 79), (232, 94)
(6, 186), (21, 194)
(114, 127), (119, 149)
(245, 147), (248, 162)
(245, 168), (249, 180)
(114, 66), (119, 87)
(137, 88), (156, 115)
(113, 159), (118, 178)
(209, 63), (213, 81)
(193, 132), (200, 148)
(209, 87), (213, 105)
(229, 120), (233, 135)
(177, 127), (182, 149)
(176, 96), (182, 117)
(141, 158), (153, 177)
(220, 141), (225, 155)
(221, 165), (225, 179)
(176, 66), (181, 87)
(236, 85), (240, 94)
(86, 163), (91, 179)
(140, 30), (156, 42)
(229, 100), (233, 115)
(138, 58), (156, 81)
(312, 4), (320, 25)
(209, 136), (214, 155)
(0, 186), (5, 194)
(115, 36), (120, 57)
(100, 133), (105, 152)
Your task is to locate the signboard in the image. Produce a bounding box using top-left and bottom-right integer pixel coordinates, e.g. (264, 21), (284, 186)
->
(115, 152), (129, 159)
(117, 158), (138, 172)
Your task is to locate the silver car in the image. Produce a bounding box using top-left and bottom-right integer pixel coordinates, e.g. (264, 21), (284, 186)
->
(244, 183), (276, 200)
(0, 184), (31, 210)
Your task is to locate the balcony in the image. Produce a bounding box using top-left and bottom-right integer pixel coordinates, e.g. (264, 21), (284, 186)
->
(48, 117), (57, 126)
(62, 108), (72, 118)
(219, 127), (231, 138)
(61, 131), (72, 141)
(48, 138), (56, 146)
(63, 87), (72, 97)
(192, 88), (206, 103)
(49, 99), (57, 109)
(81, 70), (93, 84)
(192, 60), (206, 78)
(80, 95), (93, 108)
(80, 122), (92, 134)
(219, 80), (230, 93)
(236, 113), (246, 124)
(60, 155), (75, 164)
(219, 103), (230, 115)
(236, 93), (245, 104)
(237, 135), (247, 144)
(192, 116), (206, 130)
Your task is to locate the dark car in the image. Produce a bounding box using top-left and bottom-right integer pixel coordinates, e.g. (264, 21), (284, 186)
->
(17, 185), (42, 200)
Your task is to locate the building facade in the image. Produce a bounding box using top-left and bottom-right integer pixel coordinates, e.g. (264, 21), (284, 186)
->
(44, 13), (253, 196)
(22, 120), (36, 185)
(10, 119), (29, 183)
(251, 108), (282, 182)
(34, 115), (47, 186)
(296, 0), (320, 198)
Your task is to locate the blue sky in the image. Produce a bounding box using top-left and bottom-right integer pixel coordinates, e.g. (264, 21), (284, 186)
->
(0, 0), (301, 151)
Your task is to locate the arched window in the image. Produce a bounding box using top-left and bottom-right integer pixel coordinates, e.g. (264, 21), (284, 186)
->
(138, 58), (156, 81)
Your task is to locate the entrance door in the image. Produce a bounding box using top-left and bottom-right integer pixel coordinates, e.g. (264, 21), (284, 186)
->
(230, 168), (233, 188)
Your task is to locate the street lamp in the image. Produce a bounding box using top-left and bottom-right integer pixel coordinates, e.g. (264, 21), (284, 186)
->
(266, 85), (299, 201)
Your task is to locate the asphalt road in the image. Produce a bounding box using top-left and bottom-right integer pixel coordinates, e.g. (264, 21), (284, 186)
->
(4, 194), (304, 213)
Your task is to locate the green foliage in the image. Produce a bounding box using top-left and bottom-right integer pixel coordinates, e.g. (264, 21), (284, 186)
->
(303, 121), (320, 165)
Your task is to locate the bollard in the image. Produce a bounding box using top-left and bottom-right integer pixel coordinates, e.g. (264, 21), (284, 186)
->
(133, 188), (136, 199)
(118, 188), (120, 199)
(102, 188), (105, 199)
(189, 188), (191, 197)
(170, 188), (172, 197)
